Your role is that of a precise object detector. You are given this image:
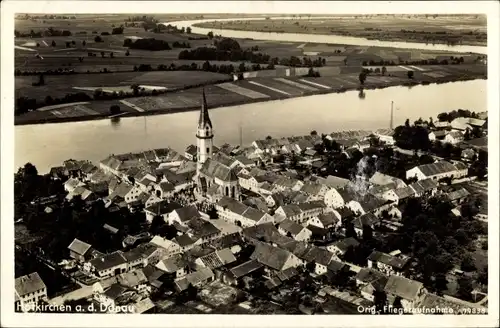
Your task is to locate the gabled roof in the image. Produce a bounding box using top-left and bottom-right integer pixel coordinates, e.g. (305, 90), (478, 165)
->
(250, 241), (294, 271)
(149, 236), (182, 253)
(103, 283), (130, 300)
(301, 246), (335, 266)
(331, 237), (360, 253)
(15, 272), (46, 297)
(173, 205), (201, 222)
(409, 179), (438, 194)
(117, 270), (148, 288)
(278, 219), (306, 236)
(198, 248), (237, 269)
(90, 251), (127, 272)
(187, 217), (220, 238)
(447, 188), (470, 202)
(316, 212), (340, 227)
(352, 213), (379, 229)
(384, 275), (423, 301)
(368, 251), (410, 269)
(369, 172), (406, 188)
(68, 238), (92, 256)
(323, 175), (350, 189)
(355, 268), (387, 284)
(229, 259), (264, 278)
(393, 186), (416, 200)
(185, 144), (197, 156)
(157, 254), (188, 273)
(199, 158), (238, 182)
(174, 234), (197, 247)
(327, 260), (347, 273)
(412, 160), (459, 177)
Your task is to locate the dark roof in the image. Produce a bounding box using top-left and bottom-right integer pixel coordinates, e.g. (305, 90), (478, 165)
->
(416, 160), (460, 177)
(276, 267), (299, 281)
(90, 251), (127, 271)
(68, 238), (92, 256)
(323, 175), (350, 189)
(174, 234), (197, 247)
(355, 268), (387, 284)
(279, 219), (305, 236)
(187, 217), (220, 238)
(250, 242), (294, 271)
(199, 158), (238, 182)
(280, 240), (310, 258)
(317, 212), (340, 227)
(173, 205), (201, 222)
(301, 246), (335, 266)
(384, 275), (424, 301)
(336, 207), (355, 219)
(185, 144), (197, 155)
(229, 259), (264, 278)
(331, 237), (360, 253)
(352, 213), (379, 229)
(145, 200), (183, 215)
(103, 283), (129, 300)
(327, 260), (346, 273)
(410, 178), (438, 194)
(15, 272), (46, 296)
(447, 188), (470, 201)
(393, 186), (416, 199)
(158, 255), (188, 273)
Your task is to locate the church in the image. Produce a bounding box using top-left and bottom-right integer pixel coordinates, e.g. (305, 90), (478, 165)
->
(194, 90), (241, 202)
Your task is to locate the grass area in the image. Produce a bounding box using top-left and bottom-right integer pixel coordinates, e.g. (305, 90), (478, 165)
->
(196, 14), (487, 46)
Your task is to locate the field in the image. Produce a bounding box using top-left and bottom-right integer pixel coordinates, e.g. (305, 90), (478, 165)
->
(16, 71), (231, 102)
(196, 14), (487, 46)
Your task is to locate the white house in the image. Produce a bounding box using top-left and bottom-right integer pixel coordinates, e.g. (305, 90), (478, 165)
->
(215, 196), (274, 228)
(382, 186), (416, 204)
(326, 237), (360, 257)
(405, 160), (465, 181)
(375, 129), (395, 145)
(428, 130), (447, 142)
(278, 219), (312, 241)
(274, 201), (325, 224)
(307, 211), (342, 230)
(15, 272), (48, 312)
(143, 200), (183, 223)
(444, 131), (465, 145)
(384, 275), (427, 311)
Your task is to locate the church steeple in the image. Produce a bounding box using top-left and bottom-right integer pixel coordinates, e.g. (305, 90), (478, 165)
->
(198, 89), (212, 130)
(196, 89), (214, 174)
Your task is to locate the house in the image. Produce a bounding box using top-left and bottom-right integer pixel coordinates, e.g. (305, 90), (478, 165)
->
(367, 251), (411, 276)
(278, 219), (312, 241)
(406, 161), (465, 181)
(15, 272), (47, 312)
(174, 234), (200, 251)
(273, 176), (304, 192)
(300, 182), (329, 200)
(347, 195), (389, 216)
(384, 275), (426, 310)
(352, 213), (380, 237)
(382, 186), (416, 204)
(461, 148), (476, 161)
(94, 283), (138, 312)
(185, 144), (197, 161)
(68, 238), (92, 262)
(174, 267), (215, 291)
(324, 187), (356, 209)
(417, 292), (487, 315)
(433, 121), (451, 130)
(446, 188), (470, 204)
(300, 246), (337, 275)
(223, 259), (265, 286)
(66, 185), (97, 203)
(153, 182), (175, 199)
(355, 268), (387, 286)
(149, 236), (182, 259)
(375, 128), (395, 145)
(451, 117), (486, 131)
(369, 172), (407, 189)
(452, 161), (469, 179)
(274, 200), (325, 224)
(194, 248), (237, 270)
(215, 196), (274, 227)
(88, 251), (128, 278)
(64, 178), (85, 193)
(117, 270), (150, 295)
(444, 131), (465, 145)
(186, 217), (222, 244)
(321, 175), (350, 189)
(168, 205), (201, 226)
(409, 179), (439, 197)
(307, 211), (341, 230)
(250, 241), (302, 273)
(428, 130), (447, 142)
(156, 254), (189, 279)
(327, 237), (360, 257)
(360, 274), (389, 302)
(143, 200), (183, 223)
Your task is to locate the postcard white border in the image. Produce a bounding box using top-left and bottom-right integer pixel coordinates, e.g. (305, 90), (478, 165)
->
(1, 1), (499, 327)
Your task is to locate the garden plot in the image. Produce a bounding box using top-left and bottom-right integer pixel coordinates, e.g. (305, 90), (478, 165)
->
(37, 102), (92, 111)
(274, 78), (318, 91)
(331, 76), (359, 86)
(217, 82), (270, 99)
(298, 77), (333, 89)
(251, 79), (305, 96)
(51, 104), (99, 118)
(424, 71), (449, 78)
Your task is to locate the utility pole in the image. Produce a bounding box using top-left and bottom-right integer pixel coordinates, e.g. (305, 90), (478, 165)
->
(239, 123), (243, 146)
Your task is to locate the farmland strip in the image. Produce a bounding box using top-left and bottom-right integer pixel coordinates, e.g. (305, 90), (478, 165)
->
(331, 77), (357, 86)
(274, 78), (318, 91)
(408, 65), (426, 72)
(299, 79), (331, 89)
(398, 65), (413, 71)
(217, 83), (270, 99)
(248, 81), (291, 96)
(120, 100), (145, 112)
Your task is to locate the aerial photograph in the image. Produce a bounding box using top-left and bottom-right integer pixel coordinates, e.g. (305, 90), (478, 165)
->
(11, 7), (491, 318)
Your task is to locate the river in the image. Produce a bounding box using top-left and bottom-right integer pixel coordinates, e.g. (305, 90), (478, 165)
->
(168, 17), (487, 54)
(15, 80), (486, 173)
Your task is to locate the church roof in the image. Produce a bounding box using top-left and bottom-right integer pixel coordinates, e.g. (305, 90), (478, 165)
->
(198, 89), (212, 129)
(200, 158), (238, 182)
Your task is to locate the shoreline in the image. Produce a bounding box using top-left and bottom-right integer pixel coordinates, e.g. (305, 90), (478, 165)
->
(193, 22), (487, 48)
(14, 76), (486, 127)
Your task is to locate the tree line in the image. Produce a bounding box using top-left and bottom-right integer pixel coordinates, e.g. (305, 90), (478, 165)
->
(124, 38), (172, 51)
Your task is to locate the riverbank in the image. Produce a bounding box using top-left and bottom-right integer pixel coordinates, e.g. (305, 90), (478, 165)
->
(194, 15), (487, 47)
(15, 72), (486, 126)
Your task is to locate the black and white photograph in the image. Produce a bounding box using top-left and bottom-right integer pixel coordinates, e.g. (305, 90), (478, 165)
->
(1, 1), (498, 327)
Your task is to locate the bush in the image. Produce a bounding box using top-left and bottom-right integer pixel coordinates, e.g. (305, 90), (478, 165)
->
(125, 38), (171, 51)
(109, 105), (121, 115)
(94, 36), (103, 42)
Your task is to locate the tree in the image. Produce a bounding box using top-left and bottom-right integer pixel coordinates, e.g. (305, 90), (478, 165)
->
(305, 260), (316, 273)
(358, 72), (367, 85)
(109, 105), (121, 115)
(310, 130), (318, 136)
(382, 66), (387, 76)
(100, 51), (105, 58)
(362, 224), (373, 241)
(109, 52), (114, 58)
(186, 26), (192, 34)
(38, 74), (45, 86)
(207, 31), (214, 39)
(407, 70), (414, 79)
(460, 254), (476, 272)
(82, 40), (86, 46)
(345, 220), (357, 239)
(125, 50), (130, 56)
(457, 276), (473, 300)
(51, 40), (56, 47)
(373, 290), (387, 314)
(94, 35), (103, 42)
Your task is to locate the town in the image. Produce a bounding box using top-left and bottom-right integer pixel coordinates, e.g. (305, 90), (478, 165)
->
(14, 91), (488, 315)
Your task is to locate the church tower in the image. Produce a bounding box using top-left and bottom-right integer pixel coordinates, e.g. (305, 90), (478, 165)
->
(196, 89), (213, 173)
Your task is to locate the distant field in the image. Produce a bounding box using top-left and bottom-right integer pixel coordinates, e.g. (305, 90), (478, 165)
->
(196, 15), (487, 46)
(16, 71), (231, 101)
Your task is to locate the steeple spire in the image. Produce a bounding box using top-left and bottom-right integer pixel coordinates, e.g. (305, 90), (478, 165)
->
(198, 89), (212, 129)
